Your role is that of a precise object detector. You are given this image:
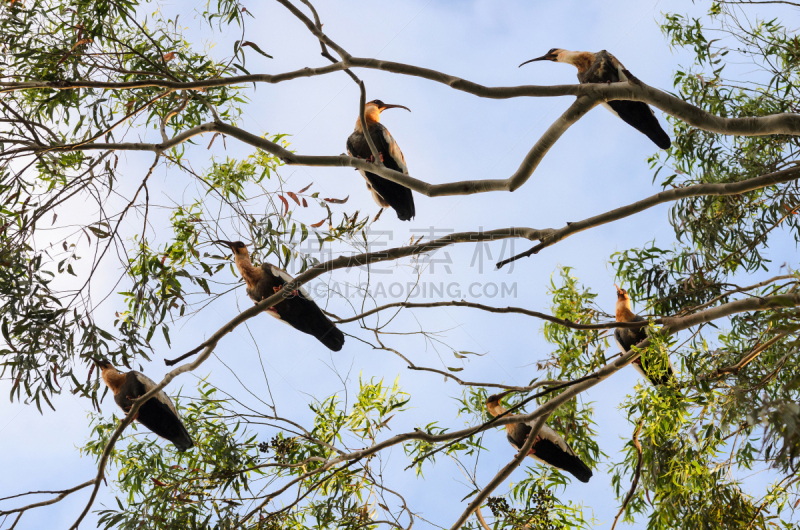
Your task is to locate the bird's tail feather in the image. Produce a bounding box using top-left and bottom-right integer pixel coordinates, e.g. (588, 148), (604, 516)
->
(318, 324), (345, 352)
(173, 422), (194, 451)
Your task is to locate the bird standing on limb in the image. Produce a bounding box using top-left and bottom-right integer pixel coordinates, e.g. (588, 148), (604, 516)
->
(614, 284), (675, 385)
(94, 358), (194, 451)
(346, 99), (416, 221)
(214, 240), (345, 352)
(520, 49), (671, 149)
(486, 394), (592, 483)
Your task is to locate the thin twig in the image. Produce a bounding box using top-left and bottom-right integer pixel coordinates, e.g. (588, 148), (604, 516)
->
(611, 419), (644, 530)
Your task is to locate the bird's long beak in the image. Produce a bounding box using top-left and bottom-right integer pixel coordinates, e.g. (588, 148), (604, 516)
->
(519, 54), (552, 67)
(212, 240), (235, 249)
(615, 284), (624, 296)
(378, 103), (411, 113)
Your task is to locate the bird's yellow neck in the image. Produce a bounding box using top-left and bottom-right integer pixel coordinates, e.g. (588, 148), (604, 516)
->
(557, 51), (595, 74)
(355, 105), (381, 132)
(616, 298), (636, 322)
(233, 252), (262, 289)
(101, 367), (126, 393)
(487, 400), (517, 436)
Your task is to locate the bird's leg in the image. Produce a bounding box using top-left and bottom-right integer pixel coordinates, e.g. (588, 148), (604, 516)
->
(366, 154), (374, 163)
(527, 435), (541, 455)
(124, 399), (140, 420)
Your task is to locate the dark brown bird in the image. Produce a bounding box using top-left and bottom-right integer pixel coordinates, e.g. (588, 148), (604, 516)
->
(614, 284), (675, 385)
(215, 240), (345, 352)
(486, 394), (592, 483)
(520, 49), (671, 149)
(94, 358), (194, 451)
(346, 99), (415, 221)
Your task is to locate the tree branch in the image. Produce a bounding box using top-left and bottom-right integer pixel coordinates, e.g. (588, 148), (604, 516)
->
(497, 165), (800, 267)
(165, 226), (544, 366)
(335, 299), (652, 329)
(0, 479), (95, 518)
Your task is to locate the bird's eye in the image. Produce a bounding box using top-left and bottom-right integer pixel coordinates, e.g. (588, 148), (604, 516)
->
(548, 48), (558, 54)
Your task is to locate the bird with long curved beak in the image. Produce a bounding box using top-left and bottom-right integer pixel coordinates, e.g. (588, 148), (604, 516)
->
(346, 99), (416, 221)
(520, 48), (671, 149)
(613, 284), (675, 385)
(486, 393), (592, 483)
(93, 358), (194, 451)
(213, 240), (345, 351)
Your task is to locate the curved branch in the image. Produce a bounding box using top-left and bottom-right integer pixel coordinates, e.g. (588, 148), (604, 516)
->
(497, 165), (800, 267)
(165, 226), (543, 366)
(335, 299), (652, 329)
(0, 479), (95, 518)
(316, 291), (800, 466)
(0, 63), (347, 93)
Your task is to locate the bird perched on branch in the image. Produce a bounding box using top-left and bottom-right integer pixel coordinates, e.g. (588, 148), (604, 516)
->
(486, 394), (592, 483)
(94, 358), (194, 451)
(520, 49), (671, 149)
(214, 240), (345, 352)
(614, 284), (675, 385)
(346, 99), (416, 221)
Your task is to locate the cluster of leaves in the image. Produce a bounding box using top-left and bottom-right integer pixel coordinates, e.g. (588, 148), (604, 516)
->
(0, 0), (255, 405)
(537, 268), (604, 470)
(0, 155), (143, 410)
(632, 4), (800, 314)
(82, 377), (414, 529)
(485, 488), (559, 530)
(0, 0), (363, 408)
(83, 382), (262, 529)
(597, 7), (800, 524)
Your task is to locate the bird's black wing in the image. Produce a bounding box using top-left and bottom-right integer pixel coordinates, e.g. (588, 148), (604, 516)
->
(363, 124), (415, 221)
(579, 50), (671, 149)
(116, 372), (193, 450)
(114, 372), (147, 411)
(615, 319), (676, 386)
(136, 396), (194, 451)
(266, 265), (345, 352)
(606, 100), (671, 149)
(506, 422), (532, 452)
(578, 50), (620, 84)
(531, 438), (593, 483)
(614, 316), (647, 353)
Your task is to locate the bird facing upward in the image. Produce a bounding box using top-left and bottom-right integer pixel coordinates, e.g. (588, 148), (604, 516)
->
(486, 393), (592, 483)
(613, 284), (675, 386)
(94, 358), (194, 451)
(346, 99), (416, 221)
(520, 48), (671, 149)
(214, 240), (345, 352)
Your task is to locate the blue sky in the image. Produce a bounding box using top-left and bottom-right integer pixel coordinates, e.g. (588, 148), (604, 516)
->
(2, 0), (797, 528)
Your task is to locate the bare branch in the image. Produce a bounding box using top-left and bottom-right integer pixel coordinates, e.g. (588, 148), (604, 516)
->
(0, 479), (95, 519)
(497, 165), (800, 267)
(335, 299), (651, 329)
(165, 226), (543, 366)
